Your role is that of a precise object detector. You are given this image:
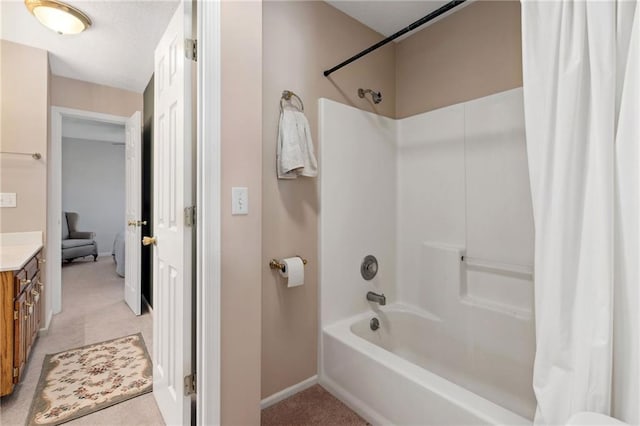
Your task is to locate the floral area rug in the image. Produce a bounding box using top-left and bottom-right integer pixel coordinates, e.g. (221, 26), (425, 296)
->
(26, 333), (152, 425)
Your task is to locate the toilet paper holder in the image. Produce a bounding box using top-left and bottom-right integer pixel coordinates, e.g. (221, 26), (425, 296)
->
(269, 256), (308, 272)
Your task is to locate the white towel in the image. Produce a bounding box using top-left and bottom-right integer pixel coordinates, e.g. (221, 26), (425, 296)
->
(277, 106), (318, 179)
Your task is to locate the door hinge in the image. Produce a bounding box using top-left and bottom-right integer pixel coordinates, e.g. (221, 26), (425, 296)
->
(13, 367), (19, 378)
(14, 310), (18, 321)
(184, 373), (196, 396)
(184, 206), (196, 227)
(185, 39), (197, 62)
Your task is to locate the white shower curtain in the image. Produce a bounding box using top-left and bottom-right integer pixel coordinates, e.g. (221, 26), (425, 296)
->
(521, 1), (639, 425)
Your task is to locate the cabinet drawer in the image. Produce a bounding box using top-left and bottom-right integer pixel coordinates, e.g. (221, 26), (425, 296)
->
(30, 274), (42, 304)
(14, 270), (29, 295)
(13, 253), (40, 295)
(24, 255), (39, 281)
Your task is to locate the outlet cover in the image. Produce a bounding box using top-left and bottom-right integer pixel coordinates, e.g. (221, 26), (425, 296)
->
(0, 193), (17, 208)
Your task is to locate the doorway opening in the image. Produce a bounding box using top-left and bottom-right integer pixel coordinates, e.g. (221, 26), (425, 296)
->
(49, 108), (148, 317)
(59, 113), (154, 310)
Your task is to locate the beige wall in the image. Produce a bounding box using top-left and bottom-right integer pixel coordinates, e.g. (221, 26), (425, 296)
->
(220, 1), (263, 424)
(261, 0), (522, 401)
(0, 40), (49, 234)
(0, 40), (49, 324)
(396, 0), (522, 118)
(261, 0), (396, 399)
(51, 75), (143, 117)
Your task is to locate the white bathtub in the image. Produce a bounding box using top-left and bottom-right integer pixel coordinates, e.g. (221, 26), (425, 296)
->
(320, 305), (534, 425)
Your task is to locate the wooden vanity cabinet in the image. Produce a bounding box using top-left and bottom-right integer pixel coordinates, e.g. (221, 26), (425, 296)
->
(1, 249), (43, 397)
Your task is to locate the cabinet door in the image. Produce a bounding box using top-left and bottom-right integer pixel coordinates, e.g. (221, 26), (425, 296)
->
(13, 293), (26, 383)
(31, 276), (42, 335)
(24, 284), (35, 360)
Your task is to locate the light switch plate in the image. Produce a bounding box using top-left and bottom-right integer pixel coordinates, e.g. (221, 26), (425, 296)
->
(0, 193), (17, 208)
(231, 187), (248, 215)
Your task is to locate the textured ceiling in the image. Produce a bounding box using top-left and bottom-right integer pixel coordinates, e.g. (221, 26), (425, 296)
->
(1, 0), (179, 93)
(325, 0), (471, 42)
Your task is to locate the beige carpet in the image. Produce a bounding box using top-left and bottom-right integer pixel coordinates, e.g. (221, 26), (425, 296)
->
(261, 385), (368, 426)
(0, 257), (163, 426)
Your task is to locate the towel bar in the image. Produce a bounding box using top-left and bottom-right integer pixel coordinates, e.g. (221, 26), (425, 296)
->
(0, 151), (41, 160)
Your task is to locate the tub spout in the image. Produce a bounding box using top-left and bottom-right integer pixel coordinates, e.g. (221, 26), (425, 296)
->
(366, 291), (386, 306)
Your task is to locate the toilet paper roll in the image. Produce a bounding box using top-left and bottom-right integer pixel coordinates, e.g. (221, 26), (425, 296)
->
(279, 257), (305, 287)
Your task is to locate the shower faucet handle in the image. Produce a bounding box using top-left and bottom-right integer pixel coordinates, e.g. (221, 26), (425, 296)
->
(361, 255), (379, 280)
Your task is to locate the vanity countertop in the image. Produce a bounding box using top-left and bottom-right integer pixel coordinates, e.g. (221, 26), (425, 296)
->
(0, 232), (43, 272)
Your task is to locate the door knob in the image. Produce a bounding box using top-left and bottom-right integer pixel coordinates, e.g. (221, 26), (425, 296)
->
(142, 236), (157, 246)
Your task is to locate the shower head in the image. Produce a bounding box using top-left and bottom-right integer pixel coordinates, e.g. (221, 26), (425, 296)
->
(358, 88), (382, 104)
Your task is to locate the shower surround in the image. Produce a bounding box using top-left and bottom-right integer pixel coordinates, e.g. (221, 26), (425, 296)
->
(319, 88), (535, 424)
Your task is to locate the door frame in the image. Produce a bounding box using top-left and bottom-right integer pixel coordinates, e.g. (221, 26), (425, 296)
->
(196, 1), (221, 424)
(47, 2), (222, 422)
(48, 107), (130, 317)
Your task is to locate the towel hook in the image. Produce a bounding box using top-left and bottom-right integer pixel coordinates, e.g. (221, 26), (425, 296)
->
(280, 90), (304, 112)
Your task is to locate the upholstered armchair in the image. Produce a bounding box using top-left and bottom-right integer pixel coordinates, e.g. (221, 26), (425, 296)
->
(61, 212), (98, 262)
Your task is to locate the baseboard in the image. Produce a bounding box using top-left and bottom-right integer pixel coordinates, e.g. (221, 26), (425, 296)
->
(319, 375), (389, 426)
(260, 375), (318, 409)
(38, 309), (54, 337)
(98, 251), (112, 257)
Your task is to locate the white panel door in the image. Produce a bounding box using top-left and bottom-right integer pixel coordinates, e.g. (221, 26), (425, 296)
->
(152, 1), (193, 424)
(125, 111), (142, 316)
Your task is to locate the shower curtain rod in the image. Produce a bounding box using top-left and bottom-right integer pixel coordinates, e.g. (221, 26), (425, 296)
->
(323, 0), (467, 77)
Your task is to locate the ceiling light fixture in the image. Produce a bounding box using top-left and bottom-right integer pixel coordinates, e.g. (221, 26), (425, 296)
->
(24, 0), (91, 35)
